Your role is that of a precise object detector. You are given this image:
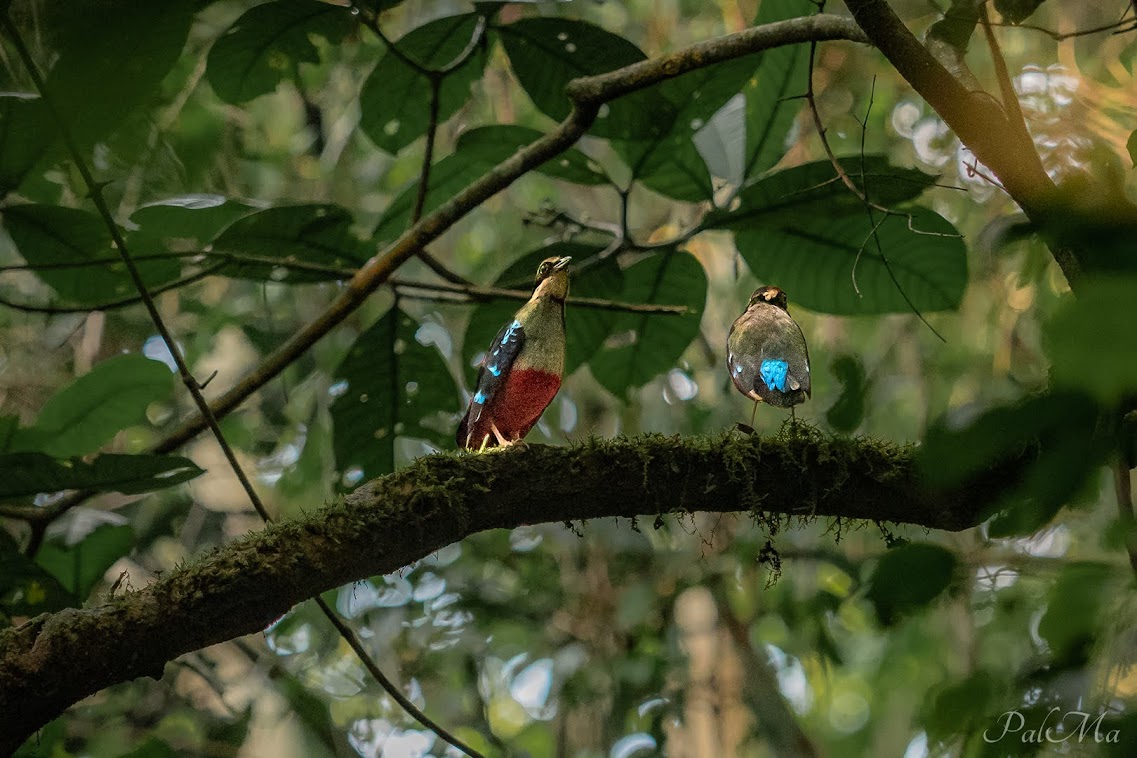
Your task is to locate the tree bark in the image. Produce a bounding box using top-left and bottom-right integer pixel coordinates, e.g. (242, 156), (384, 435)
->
(0, 432), (1004, 751)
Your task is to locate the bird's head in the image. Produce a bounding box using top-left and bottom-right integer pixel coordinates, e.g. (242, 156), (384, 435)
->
(532, 256), (571, 301)
(748, 285), (788, 311)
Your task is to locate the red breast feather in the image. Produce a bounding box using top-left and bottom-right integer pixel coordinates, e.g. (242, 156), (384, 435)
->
(465, 368), (560, 446)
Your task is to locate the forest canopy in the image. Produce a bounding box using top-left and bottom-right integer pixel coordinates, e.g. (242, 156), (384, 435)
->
(1, 0), (1137, 756)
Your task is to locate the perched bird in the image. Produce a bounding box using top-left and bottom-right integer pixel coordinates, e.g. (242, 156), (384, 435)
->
(727, 285), (811, 424)
(457, 256), (572, 449)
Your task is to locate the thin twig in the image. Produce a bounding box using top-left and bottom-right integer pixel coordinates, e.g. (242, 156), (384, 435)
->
(0, 14), (484, 758)
(391, 277), (688, 314)
(943, 7), (1137, 42)
(807, 34), (946, 340)
(410, 77), (471, 285)
(313, 596), (485, 758)
(0, 263), (225, 314)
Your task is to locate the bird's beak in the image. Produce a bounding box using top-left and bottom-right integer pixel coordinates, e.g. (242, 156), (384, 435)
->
(552, 256), (572, 272)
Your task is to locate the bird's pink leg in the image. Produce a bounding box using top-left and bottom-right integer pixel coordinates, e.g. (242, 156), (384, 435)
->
(490, 421), (510, 447)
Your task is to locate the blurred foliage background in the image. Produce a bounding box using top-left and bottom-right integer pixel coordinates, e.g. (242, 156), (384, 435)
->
(2, 0), (1137, 756)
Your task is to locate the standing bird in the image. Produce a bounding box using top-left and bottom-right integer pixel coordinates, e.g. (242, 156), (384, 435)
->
(458, 256), (572, 449)
(727, 286), (811, 425)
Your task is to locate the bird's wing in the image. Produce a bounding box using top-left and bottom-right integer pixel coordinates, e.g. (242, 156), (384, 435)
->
(758, 312), (810, 396)
(460, 319), (526, 435)
(727, 316), (762, 395)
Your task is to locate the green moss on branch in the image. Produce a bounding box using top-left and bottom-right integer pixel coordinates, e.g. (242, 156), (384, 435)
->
(0, 431), (993, 751)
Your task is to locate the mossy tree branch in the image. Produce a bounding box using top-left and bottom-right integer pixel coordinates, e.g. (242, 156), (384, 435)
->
(0, 431), (1004, 752)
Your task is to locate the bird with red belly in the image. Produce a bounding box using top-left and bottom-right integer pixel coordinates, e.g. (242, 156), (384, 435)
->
(457, 255), (571, 449)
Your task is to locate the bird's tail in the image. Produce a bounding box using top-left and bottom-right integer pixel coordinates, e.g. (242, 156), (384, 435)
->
(456, 411), (497, 450)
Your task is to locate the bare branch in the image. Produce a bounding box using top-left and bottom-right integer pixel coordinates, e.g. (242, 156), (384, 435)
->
(391, 277), (688, 314)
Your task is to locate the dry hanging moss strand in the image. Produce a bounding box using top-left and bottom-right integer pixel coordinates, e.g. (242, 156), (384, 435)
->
(0, 430), (1010, 750)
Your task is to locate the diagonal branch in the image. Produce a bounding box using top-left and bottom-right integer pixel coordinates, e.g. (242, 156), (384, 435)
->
(0, 431), (1007, 751)
(842, 0), (1053, 208)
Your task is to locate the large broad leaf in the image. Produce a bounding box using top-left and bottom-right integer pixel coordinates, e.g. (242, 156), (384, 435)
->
(0, 452), (204, 499)
(455, 125), (608, 185)
(209, 204), (370, 282)
(372, 138), (525, 245)
(614, 53), (764, 201)
(461, 242), (619, 386)
(1, 204), (181, 304)
(0, 95), (56, 197)
(330, 308), (460, 486)
(10, 354), (174, 458)
(1046, 277), (1137, 405)
(36, 524), (135, 600)
(205, 0), (353, 104)
(359, 14), (488, 155)
(129, 195), (258, 243)
(41, 0), (196, 149)
(743, 0), (813, 178)
(706, 157), (939, 229)
(589, 250), (707, 397)
(374, 126), (608, 245)
(865, 542), (958, 626)
(733, 206), (967, 315)
(0, 531), (74, 617)
(496, 18), (673, 140)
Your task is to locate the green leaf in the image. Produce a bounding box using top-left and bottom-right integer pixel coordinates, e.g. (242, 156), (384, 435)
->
(210, 204), (369, 282)
(994, 0), (1049, 24)
(205, 0), (353, 104)
(614, 53), (763, 200)
(825, 354), (867, 432)
(1128, 129), (1137, 168)
(707, 157), (938, 229)
(129, 195), (258, 242)
(36, 524), (135, 599)
(744, 0), (813, 177)
(920, 392), (1106, 537)
(12, 354), (174, 458)
(359, 14), (488, 154)
(496, 18), (673, 139)
(41, 0), (196, 149)
(455, 125), (608, 185)
(461, 242), (619, 386)
(0, 530), (75, 616)
(589, 251), (707, 397)
(618, 133), (713, 202)
(1037, 562), (1114, 666)
(372, 145), (503, 245)
(865, 542), (958, 625)
(0, 95), (55, 197)
(923, 672), (997, 742)
(2, 203), (182, 304)
(330, 308), (460, 486)
(0, 452), (204, 499)
(733, 206), (967, 315)
(1046, 277), (1137, 404)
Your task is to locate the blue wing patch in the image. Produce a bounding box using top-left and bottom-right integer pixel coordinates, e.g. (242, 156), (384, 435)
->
(469, 319), (526, 423)
(759, 359), (789, 393)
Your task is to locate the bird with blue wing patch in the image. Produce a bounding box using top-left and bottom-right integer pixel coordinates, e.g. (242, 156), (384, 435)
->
(727, 286), (811, 426)
(458, 256), (572, 449)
